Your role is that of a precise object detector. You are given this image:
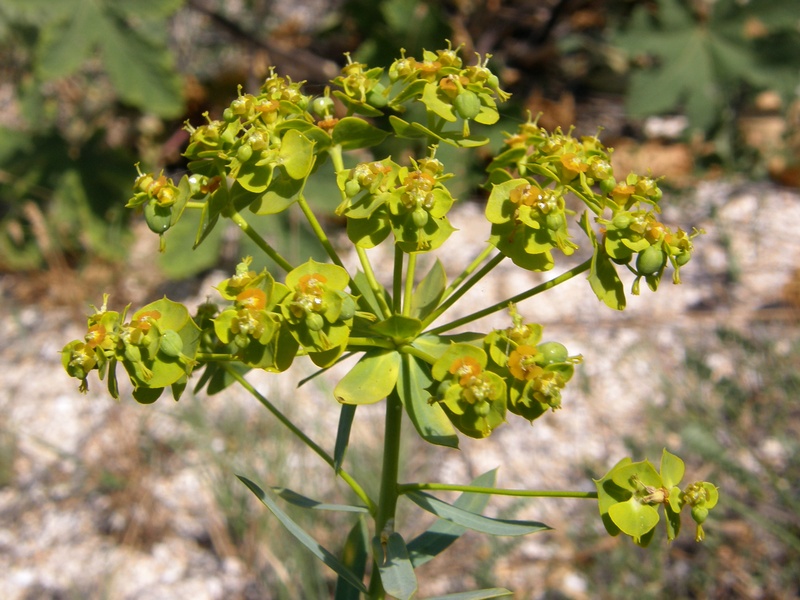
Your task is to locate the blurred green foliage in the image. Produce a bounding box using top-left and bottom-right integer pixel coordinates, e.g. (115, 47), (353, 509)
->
(613, 0), (800, 153)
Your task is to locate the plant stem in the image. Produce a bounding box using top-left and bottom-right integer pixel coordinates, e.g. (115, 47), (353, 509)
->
(296, 194), (345, 270)
(397, 482), (598, 499)
(420, 252), (505, 331)
(427, 258), (592, 335)
(347, 337), (396, 350)
(367, 390), (404, 599)
(195, 353), (238, 362)
(441, 244), (496, 302)
(393, 246), (403, 314)
(227, 209), (294, 272)
(356, 246), (393, 319)
(402, 252), (417, 316)
(224, 365), (377, 514)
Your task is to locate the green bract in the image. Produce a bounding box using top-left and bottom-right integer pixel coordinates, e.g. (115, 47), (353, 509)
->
(61, 42), (716, 598)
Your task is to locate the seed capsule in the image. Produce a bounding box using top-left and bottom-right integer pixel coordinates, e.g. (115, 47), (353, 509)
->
(453, 90), (481, 120)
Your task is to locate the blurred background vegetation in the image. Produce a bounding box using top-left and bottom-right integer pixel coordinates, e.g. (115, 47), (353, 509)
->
(1, 0), (799, 597)
(2, 0), (799, 286)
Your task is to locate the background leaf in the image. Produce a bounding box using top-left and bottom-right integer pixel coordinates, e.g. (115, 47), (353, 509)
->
(237, 476), (368, 594)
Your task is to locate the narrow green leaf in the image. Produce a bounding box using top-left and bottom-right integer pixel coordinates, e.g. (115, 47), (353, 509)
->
(411, 259), (447, 319)
(334, 350), (401, 404)
(335, 517), (370, 600)
(237, 476), (368, 594)
(397, 354), (459, 449)
(271, 487), (368, 513)
(371, 532), (418, 600)
(407, 469), (497, 567)
(406, 491), (551, 536)
(334, 403), (357, 473)
(425, 588), (513, 599)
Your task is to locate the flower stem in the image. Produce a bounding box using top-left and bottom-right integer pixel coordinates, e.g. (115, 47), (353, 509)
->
(296, 194), (346, 270)
(397, 482), (598, 499)
(356, 246), (393, 319)
(227, 209), (294, 272)
(367, 389), (404, 598)
(420, 252), (505, 331)
(403, 252), (417, 317)
(427, 258), (592, 335)
(224, 365), (377, 514)
(441, 244), (496, 302)
(393, 246), (404, 314)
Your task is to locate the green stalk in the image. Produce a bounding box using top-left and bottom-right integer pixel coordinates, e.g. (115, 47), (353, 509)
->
(420, 253), (505, 331)
(227, 209), (294, 272)
(185, 201), (206, 210)
(296, 194), (346, 270)
(356, 246), (393, 319)
(347, 337), (395, 350)
(224, 365), (377, 515)
(367, 389), (404, 598)
(195, 353), (238, 362)
(398, 482), (598, 499)
(427, 258), (592, 335)
(329, 143), (393, 320)
(392, 246), (404, 314)
(402, 252), (417, 317)
(440, 244), (496, 302)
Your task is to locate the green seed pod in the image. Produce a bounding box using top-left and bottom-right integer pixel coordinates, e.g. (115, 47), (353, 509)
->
(124, 342), (143, 364)
(600, 177), (617, 196)
(545, 211), (564, 231)
(338, 294), (356, 321)
(344, 179), (361, 198)
(538, 341), (568, 365)
(222, 107), (236, 122)
(636, 245), (667, 276)
(474, 400), (492, 417)
(159, 329), (184, 358)
(144, 200), (172, 234)
(305, 312), (325, 331)
(453, 90), (481, 120)
(612, 212), (632, 230)
(311, 96), (334, 117)
(675, 251), (691, 267)
(691, 505), (708, 524)
(412, 207), (429, 228)
(237, 144), (253, 163)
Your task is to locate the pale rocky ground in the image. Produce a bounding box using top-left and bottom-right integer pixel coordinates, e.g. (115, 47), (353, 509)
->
(1, 179), (799, 599)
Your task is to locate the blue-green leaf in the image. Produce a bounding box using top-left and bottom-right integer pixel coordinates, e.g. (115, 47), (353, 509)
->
(407, 469), (497, 567)
(371, 532), (418, 600)
(237, 476), (368, 593)
(425, 588), (513, 600)
(335, 517), (370, 600)
(334, 403), (357, 473)
(411, 259), (447, 319)
(397, 354), (458, 448)
(406, 491), (551, 536)
(271, 487), (368, 513)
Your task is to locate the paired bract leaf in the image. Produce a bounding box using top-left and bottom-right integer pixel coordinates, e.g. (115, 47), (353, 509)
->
(334, 350), (401, 404)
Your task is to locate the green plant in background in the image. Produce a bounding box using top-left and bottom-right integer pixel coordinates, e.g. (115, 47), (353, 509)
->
(0, 0), (185, 271)
(63, 44), (717, 597)
(613, 0), (800, 152)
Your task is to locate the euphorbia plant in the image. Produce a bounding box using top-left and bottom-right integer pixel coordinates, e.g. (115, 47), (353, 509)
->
(63, 43), (716, 598)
